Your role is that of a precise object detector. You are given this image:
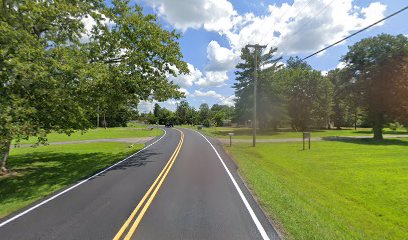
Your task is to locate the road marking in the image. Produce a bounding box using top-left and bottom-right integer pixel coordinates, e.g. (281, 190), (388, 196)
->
(194, 130), (271, 240)
(0, 129), (167, 228)
(114, 129), (184, 240)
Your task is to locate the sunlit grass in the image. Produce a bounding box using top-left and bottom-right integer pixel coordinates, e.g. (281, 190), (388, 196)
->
(14, 127), (162, 144)
(199, 126), (407, 139)
(227, 139), (408, 239)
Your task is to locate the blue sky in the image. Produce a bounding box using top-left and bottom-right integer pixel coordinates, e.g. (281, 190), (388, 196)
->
(135, 0), (408, 113)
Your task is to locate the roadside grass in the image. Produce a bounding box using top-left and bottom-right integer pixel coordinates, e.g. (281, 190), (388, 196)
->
(14, 127), (162, 145)
(199, 126), (407, 139)
(0, 142), (144, 219)
(226, 139), (408, 239)
(126, 121), (149, 128)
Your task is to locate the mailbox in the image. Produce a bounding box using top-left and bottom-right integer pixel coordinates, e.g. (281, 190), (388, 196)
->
(228, 133), (234, 147)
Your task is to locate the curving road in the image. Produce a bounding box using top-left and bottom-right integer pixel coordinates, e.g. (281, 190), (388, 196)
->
(0, 128), (279, 240)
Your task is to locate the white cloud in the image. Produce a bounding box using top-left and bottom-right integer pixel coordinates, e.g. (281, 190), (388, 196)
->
(321, 70), (328, 76)
(147, 0), (238, 32)
(80, 14), (112, 43)
(273, 1), (387, 55)
(220, 95), (235, 107)
(168, 63), (203, 87)
(167, 61), (230, 88)
(178, 88), (190, 96)
(336, 61), (346, 69)
(138, 100), (157, 113)
(146, 0), (387, 90)
(191, 90), (235, 106)
(192, 90), (223, 99)
(206, 40), (240, 72)
(222, 0), (387, 55)
(196, 71), (229, 87)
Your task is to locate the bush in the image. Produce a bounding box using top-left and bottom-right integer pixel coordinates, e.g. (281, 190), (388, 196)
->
(202, 119), (211, 128)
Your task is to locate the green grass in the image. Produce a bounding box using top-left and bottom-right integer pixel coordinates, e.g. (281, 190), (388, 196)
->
(0, 142), (144, 218)
(199, 126), (407, 139)
(14, 127), (162, 144)
(126, 121), (149, 128)
(226, 139), (408, 239)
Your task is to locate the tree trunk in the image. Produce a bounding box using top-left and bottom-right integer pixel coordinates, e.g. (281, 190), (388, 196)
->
(0, 141), (11, 174)
(373, 113), (384, 140)
(103, 113), (107, 129)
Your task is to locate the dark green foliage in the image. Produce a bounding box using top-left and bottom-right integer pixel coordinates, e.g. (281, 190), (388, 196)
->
(342, 34), (408, 139)
(0, 0), (188, 172)
(278, 59), (333, 131)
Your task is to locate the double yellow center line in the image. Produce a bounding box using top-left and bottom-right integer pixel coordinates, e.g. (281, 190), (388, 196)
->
(113, 129), (184, 240)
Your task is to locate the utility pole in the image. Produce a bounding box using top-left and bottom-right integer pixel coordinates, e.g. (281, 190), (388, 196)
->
(247, 44), (266, 147)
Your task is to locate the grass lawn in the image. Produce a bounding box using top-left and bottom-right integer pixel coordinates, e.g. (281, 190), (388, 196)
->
(226, 139), (408, 240)
(199, 126), (407, 139)
(0, 142), (144, 218)
(14, 127), (162, 144)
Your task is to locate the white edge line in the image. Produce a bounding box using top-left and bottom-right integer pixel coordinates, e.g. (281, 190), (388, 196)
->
(0, 129), (167, 228)
(193, 129), (270, 240)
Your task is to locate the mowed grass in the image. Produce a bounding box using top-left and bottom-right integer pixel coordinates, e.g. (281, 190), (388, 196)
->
(0, 142), (144, 218)
(14, 127), (162, 144)
(226, 139), (408, 239)
(200, 126), (407, 139)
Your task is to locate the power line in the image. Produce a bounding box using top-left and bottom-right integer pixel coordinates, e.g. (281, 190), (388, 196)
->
(260, 0), (314, 47)
(302, 5), (408, 60)
(259, 1), (292, 46)
(287, 0), (336, 40)
(215, 93), (236, 105)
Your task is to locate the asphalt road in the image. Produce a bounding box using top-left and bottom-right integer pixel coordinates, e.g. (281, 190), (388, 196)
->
(0, 128), (280, 240)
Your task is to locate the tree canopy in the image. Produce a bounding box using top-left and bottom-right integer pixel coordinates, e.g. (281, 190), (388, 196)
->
(342, 34), (408, 139)
(0, 0), (188, 173)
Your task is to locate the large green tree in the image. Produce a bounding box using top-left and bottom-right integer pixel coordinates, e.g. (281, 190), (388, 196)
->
(278, 57), (333, 131)
(0, 0), (188, 173)
(175, 100), (192, 125)
(342, 34), (408, 139)
(211, 104), (234, 127)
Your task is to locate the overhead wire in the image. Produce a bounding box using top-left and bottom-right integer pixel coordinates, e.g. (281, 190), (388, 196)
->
(286, 0), (336, 41)
(215, 93), (236, 106)
(301, 5), (408, 60)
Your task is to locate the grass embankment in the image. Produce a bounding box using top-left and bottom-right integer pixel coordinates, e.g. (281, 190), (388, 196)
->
(227, 139), (408, 239)
(15, 127), (162, 144)
(1, 127), (163, 218)
(199, 127), (407, 139)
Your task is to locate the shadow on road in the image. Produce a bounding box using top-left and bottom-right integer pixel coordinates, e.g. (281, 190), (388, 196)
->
(0, 148), (159, 219)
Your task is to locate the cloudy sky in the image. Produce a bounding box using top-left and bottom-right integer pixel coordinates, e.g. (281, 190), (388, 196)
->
(135, 0), (408, 113)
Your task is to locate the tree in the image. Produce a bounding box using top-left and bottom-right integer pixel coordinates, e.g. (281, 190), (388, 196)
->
(153, 104), (161, 120)
(0, 1), (188, 173)
(327, 68), (365, 129)
(157, 107), (175, 125)
(278, 57), (333, 131)
(175, 100), (191, 125)
(211, 104), (234, 127)
(199, 103), (211, 127)
(342, 34), (408, 139)
(233, 46), (283, 128)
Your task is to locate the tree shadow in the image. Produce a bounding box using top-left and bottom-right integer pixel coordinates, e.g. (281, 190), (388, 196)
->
(354, 129), (407, 135)
(0, 149), (158, 217)
(321, 136), (408, 146)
